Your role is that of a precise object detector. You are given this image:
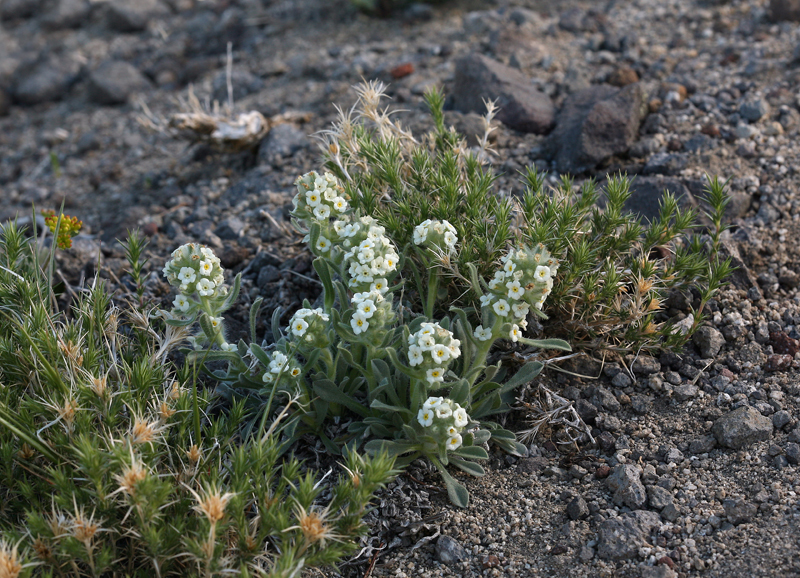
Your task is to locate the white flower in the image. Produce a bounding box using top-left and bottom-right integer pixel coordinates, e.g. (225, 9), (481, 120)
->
(199, 260), (214, 276)
(435, 405), (452, 419)
(262, 372), (275, 383)
(417, 408), (434, 427)
(509, 324), (521, 342)
(197, 278), (215, 296)
(408, 345), (424, 366)
(493, 299), (510, 316)
(291, 318), (309, 336)
(333, 220), (347, 235)
(426, 368), (444, 384)
(210, 316), (223, 329)
(358, 248), (375, 264)
(413, 224), (429, 245)
(178, 267), (196, 284)
(430, 344), (451, 364)
(506, 280), (523, 300)
(305, 190), (321, 207)
(443, 231), (457, 247)
(479, 294), (494, 307)
(357, 299), (376, 319)
(453, 407), (469, 428)
(323, 186), (337, 201)
(534, 265), (551, 281)
(173, 294), (190, 312)
(503, 260), (516, 275)
(350, 311), (369, 334)
(332, 197), (348, 212)
(371, 278), (388, 294)
(446, 434), (462, 451)
(417, 334), (436, 350)
(512, 302), (530, 319)
(448, 339), (461, 358)
(473, 326), (492, 342)
(423, 397), (443, 410)
(382, 253), (397, 272)
(448, 426), (458, 436)
(355, 264), (374, 283)
(313, 204), (331, 220)
(315, 236), (331, 252)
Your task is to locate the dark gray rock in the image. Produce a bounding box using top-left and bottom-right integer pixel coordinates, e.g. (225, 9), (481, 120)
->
(215, 217), (246, 240)
(435, 535), (468, 565)
(256, 265), (280, 288)
(640, 566), (677, 578)
(718, 237), (762, 295)
(1, 0), (41, 19)
(661, 503), (681, 522)
(642, 152), (688, 175)
(663, 447), (683, 463)
(673, 384), (698, 402)
(773, 410), (792, 430)
(597, 510), (660, 560)
(629, 180), (686, 222)
(212, 69), (264, 104)
(258, 124), (308, 162)
(13, 54), (81, 105)
(683, 133), (714, 153)
(723, 498), (757, 525)
(631, 355), (661, 375)
(551, 83), (648, 174)
(106, 0), (166, 32)
(693, 326), (725, 358)
(575, 398), (598, 423)
(88, 60), (151, 105)
(740, 98), (770, 122)
(591, 386), (621, 412)
(41, 0), (89, 29)
(631, 395), (652, 415)
(0, 88), (9, 116)
(689, 435), (716, 454)
(566, 496), (589, 520)
(786, 442), (800, 464)
(647, 485), (673, 510)
(606, 464), (647, 509)
(770, 0), (800, 21)
(611, 372), (632, 388)
(712, 406), (773, 449)
(451, 53), (554, 134)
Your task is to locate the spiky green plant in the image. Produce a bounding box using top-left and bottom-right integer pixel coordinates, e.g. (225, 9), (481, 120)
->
(319, 81), (733, 355)
(0, 219), (397, 577)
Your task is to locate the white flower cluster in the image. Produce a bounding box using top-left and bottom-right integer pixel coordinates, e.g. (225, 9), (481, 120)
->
(261, 351), (301, 385)
(413, 219), (458, 253)
(333, 214), (399, 293)
(293, 171), (350, 226)
(416, 397), (470, 451)
(288, 307), (331, 348)
(349, 288), (392, 335)
(162, 243), (225, 310)
(476, 244), (557, 343)
(407, 322), (461, 384)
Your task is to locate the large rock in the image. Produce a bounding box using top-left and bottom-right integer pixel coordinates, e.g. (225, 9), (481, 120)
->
(435, 535), (468, 565)
(693, 326), (725, 358)
(451, 53), (554, 134)
(597, 510), (661, 560)
(712, 406), (773, 449)
(212, 69), (264, 104)
(614, 176), (696, 223)
(13, 54), (81, 105)
(606, 464), (647, 509)
(1, 0), (41, 19)
(551, 83), (649, 174)
(106, 0), (167, 32)
(258, 123), (308, 163)
(769, 0), (800, 21)
(87, 60), (151, 105)
(41, 0), (89, 29)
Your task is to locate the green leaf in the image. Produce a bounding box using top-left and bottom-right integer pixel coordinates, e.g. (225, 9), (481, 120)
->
(471, 429), (492, 445)
(220, 273), (242, 313)
(364, 439), (417, 457)
(369, 399), (412, 417)
(493, 438), (528, 457)
(434, 460), (469, 508)
(500, 361), (544, 394)
(449, 456), (486, 477)
(165, 312), (197, 327)
(249, 297), (263, 343)
(452, 445), (489, 460)
(271, 306), (283, 343)
(371, 358), (392, 383)
(313, 380), (369, 417)
(448, 379), (470, 406)
(386, 347), (421, 380)
(249, 343), (272, 368)
(518, 337), (571, 351)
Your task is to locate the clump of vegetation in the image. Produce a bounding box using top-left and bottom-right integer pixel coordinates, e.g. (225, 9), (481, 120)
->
(0, 219), (397, 577)
(318, 82), (732, 355)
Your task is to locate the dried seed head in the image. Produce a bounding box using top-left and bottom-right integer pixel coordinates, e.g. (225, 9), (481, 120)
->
(58, 340), (83, 367)
(58, 399), (78, 431)
(636, 277), (654, 294)
(168, 381), (182, 400)
(189, 485), (235, 524)
(290, 503), (341, 548)
(46, 508), (69, 538)
(647, 296), (662, 312)
(89, 376), (107, 398)
(158, 402), (176, 421)
(186, 444), (201, 464)
(114, 453), (147, 498)
(17, 444), (35, 460)
(130, 415), (165, 445)
(70, 506), (101, 544)
(0, 539), (23, 578)
(31, 538), (51, 561)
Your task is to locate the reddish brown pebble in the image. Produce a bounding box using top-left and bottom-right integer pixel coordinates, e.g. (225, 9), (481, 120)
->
(543, 440), (558, 452)
(390, 63), (414, 79)
(595, 465), (611, 479)
(769, 331), (799, 356)
(701, 124), (721, 138)
(667, 139), (683, 152)
(142, 222), (159, 236)
(765, 354), (792, 372)
(551, 544), (568, 555)
(720, 52), (740, 66)
(482, 555), (500, 569)
(648, 99), (663, 113)
(720, 367), (736, 379)
(658, 556), (676, 569)
(608, 66), (639, 87)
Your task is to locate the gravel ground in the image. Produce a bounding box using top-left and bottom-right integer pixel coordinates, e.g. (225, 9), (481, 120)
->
(2, 0), (800, 576)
